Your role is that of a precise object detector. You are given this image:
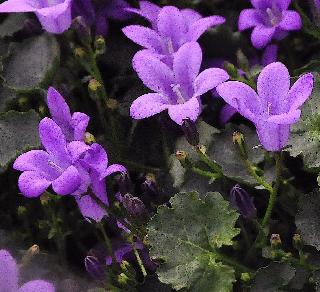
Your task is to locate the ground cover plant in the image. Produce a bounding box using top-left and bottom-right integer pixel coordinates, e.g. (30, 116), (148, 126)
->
(1, 0), (320, 291)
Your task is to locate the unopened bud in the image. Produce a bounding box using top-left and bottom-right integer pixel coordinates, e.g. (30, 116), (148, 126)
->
(118, 273), (129, 285)
(270, 234), (282, 248)
(94, 36), (106, 55)
(40, 192), (50, 205)
(293, 233), (302, 250)
(21, 244), (40, 265)
(17, 206), (27, 216)
(233, 131), (248, 159)
(181, 119), (199, 146)
(240, 272), (251, 282)
(141, 173), (158, 197)
(197, 145), (207, 155)
(85, 255), (105, 280)
(230, 185), (256, 219)
(175, 151), (191, 168)
(106, 98), (118, 110)
(117, 172), (132, 195)
(88, 79), (102, 92)
(122, 194), (146, 216)
(84, 132), (96, 144)
(74, 47), (86, 58)
(38, 105), (46, 115)
(120, 260), (130, 271)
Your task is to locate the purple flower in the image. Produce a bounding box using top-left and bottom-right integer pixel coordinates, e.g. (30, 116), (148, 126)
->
(13, 117), (90, 197)
(85, 255), (105, 280)
(238, 0), (302, 49)
(230, 184), (256, 219)
(216, 62), (314, 151)
(47, 87), (89, 142)
(130, 42), (229, 125)
(0, 249), (55, 292)
(122, 4), (225, 63)
(0, 0), (73, 34)
(72, 0), (131, 36)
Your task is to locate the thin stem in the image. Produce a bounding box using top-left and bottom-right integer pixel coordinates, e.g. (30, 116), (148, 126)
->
(191, 166), (220, 180)
(133, 248), (147, 277)
(244, 159), (272, 192)
(196, 148), (222, 175)
(215, 251), (254, 273)
(98, 223), (113, 256)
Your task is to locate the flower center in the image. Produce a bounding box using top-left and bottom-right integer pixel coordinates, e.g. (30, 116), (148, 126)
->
(167, 38), (175, 54)
(265, 3), (282, 27)
(171, 84), (186, 104)
(48, 160), (64, 173)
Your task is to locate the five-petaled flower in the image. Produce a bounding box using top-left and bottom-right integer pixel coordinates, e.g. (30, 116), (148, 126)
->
(0, 0), (73, 34)
(216, 62), (313, 151)
(123, 4), (225, 64)
(0, 249), (55, 292)
(130, 42), (229, 125)
(238, 0), (302, 49)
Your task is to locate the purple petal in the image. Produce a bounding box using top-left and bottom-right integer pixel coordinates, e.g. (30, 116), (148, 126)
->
(114, 244), (134, 263)
(173, 42), (202, 99)
(167, 97), (201, 125)
(130, 93), (169, 120)
(52, 165), (81, 195)
(279, 10), (302, 30)
(261, 44), (278, 66)
(251, 0), (291, 10)
(267, 109), (301, 124)
(91, 174), (108, 205)
(0, 250), (18, 292)
(251, 25), (275, 49)
(157, 6), (187, 51)
(273, 27), (288, 40)
(287, 73), (314, 110)
(255, 121), (290, 151)
(95, 15), (109, 36)
(238, 9), (260, 31)
(71, 112), (90, 141)
(71, 0), (95, 24)
(67, 141), (90, 163)
(219, 104), (238, 125)
(36, 0), (72, 34)
(126, 1), (160, 28)
(187, 16), (225, 41)
(39, 118), (70, 167)
(0, 0), (38, 12)
(257, 62), (290, 114)
(194, 68), (229, 97)
(18, 280), (55, 292)
(216, 81), (263, 121)
(132, 51), (175, 97)
(122, 25), (163, 52)
(104, 0), (131, 20)
(76, 194), (107, 222)
(18, 171), (52, 198)
(101, 164), (127, 179)
(181, 8), (202, 27)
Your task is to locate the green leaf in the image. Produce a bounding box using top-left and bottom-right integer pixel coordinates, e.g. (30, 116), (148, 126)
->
(0, 110), (40, 167)
(3, 34), (60, 92)
(250, 262), (295, 292)
(288, 73), (320, 169)
(208, 124), (265, 184)
(147, 192), (240, 291)
(295, 189), (320, 250)
(0, 14), (28, 38)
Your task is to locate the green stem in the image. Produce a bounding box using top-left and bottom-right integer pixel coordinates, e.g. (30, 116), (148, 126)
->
(133, 248), (147, 277)
(244, 160), (272, 192)
(98, 223), (113, 256)
(215, 251), (254, 273)
(196, 148), (222, 175)
(191, 166), (220, 180)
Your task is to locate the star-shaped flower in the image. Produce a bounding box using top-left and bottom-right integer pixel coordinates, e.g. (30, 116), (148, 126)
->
(238, 0), (302, 48)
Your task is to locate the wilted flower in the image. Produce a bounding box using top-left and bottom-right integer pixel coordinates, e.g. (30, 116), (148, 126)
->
(0, 249), (55, 292)
(0, 0), (73, 34)
(230, 184), (256, 219)
(130, 42), (229, 125)
(216, 62), (313, 151)
(238, 0), (302, 48)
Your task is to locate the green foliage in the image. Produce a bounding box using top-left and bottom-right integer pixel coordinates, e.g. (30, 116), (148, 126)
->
(295, 189), (320, 250)
(289, 73), (320, 168)
(147, 192), (240, 291)
(0, 110), (40, 167)
(0, 14), (28, 37)
(3, 34), (60, 92)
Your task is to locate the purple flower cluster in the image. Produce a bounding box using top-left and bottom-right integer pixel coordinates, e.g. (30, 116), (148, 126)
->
(0, 249), (55, 292)
(13, 87), (126, 222)
(123, 1), (229, 125)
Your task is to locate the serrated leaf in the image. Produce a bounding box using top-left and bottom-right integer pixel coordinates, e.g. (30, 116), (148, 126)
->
(250, 262), (295, 292)
(147, 192), (240, 291)
(0, 110), (40, 167)
(288, 73), (320, 168)
(295, 189), (320, 250)
(208, 124), (265, 184)
(0, 14), (28, 38)
(3, 34), (60, 92)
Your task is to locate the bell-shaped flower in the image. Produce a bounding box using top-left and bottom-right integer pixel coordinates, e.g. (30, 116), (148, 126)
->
(130, 42), (229, 125)
(216, 62), (314, 151)
(13, 117), (90, 197)
(0, 0), (73, 34)
(74, 143), (127, 222)
(238, 0), (302, 48)
(122, 5), (225, 62)
(47, 87), (89, 142)
(0, 249), (55, 292)
(230, 184), (256, 219)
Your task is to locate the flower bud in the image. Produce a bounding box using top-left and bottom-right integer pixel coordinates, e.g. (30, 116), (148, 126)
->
(240, 272), (251, 282)
(230, 185), (256, 219)
(84, 132), (96, 144)
(181, 119), (199, 146)
(118, 273), (129, 286)
(233, 131), (248, 160)
(21, 244), (40, 266)
(85, 255), (105, 280)
(270, 234), (282, 248)
(141, 173), (158, 197)
(72, 16), (91, 44)
(120, 260), (130, 271)
(117, 172), (133, 195)
(74, 47), (86, 58)
(106, 98), (118, 110)
(94, 36), (106, 55)
(122, 194), (146, 216)
(175, 150), (192, 168)
(224, 61), (239, 79)
(293, 233), (302, 250)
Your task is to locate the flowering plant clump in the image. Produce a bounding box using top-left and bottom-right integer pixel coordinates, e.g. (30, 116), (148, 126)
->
(1, 0), (320, 291)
